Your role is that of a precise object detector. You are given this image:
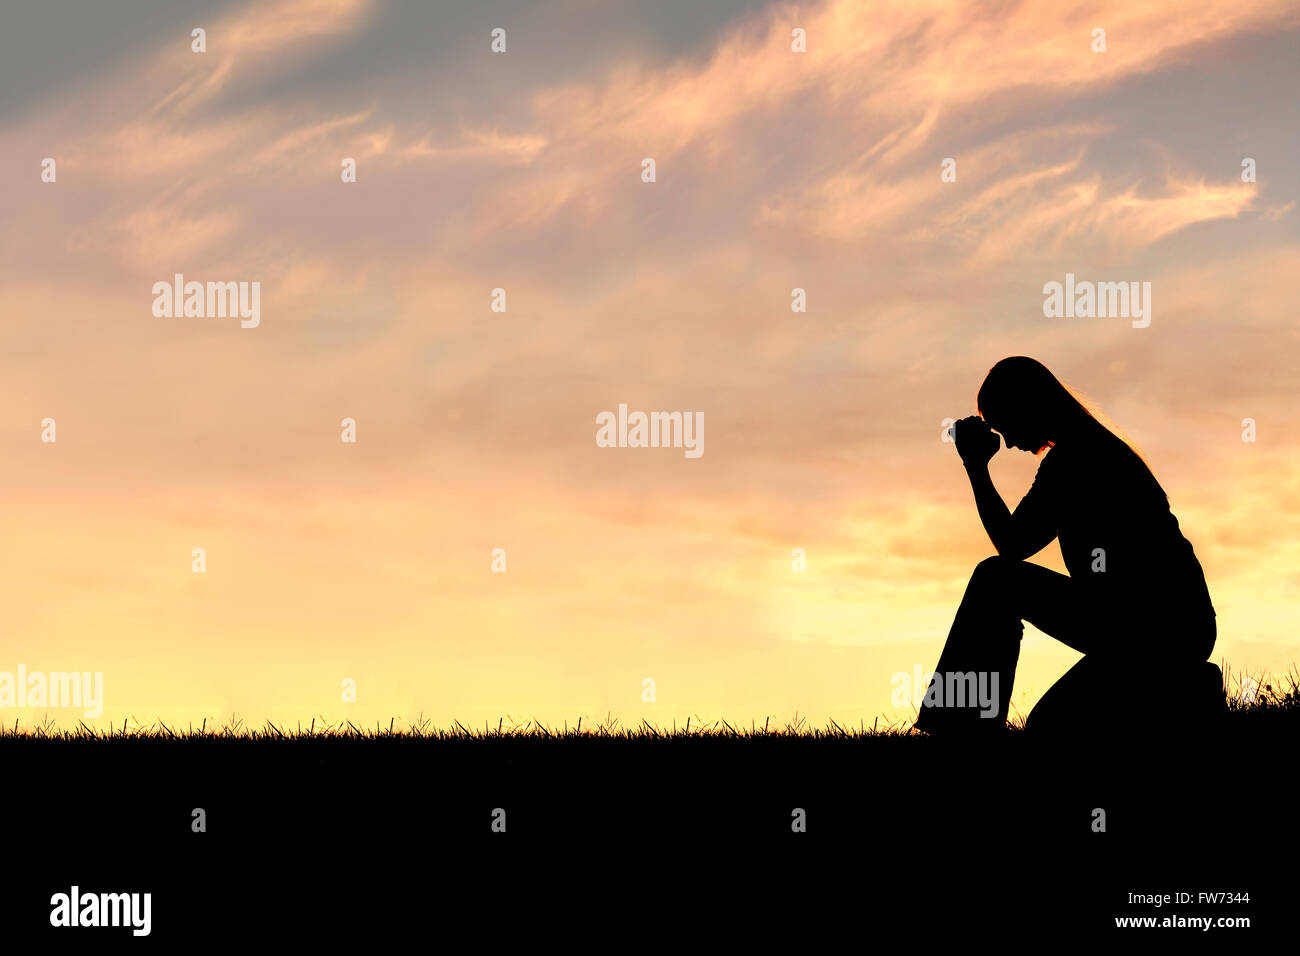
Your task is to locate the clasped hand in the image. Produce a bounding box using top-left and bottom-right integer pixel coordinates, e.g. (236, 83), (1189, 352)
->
(953, 416), (1001, 466)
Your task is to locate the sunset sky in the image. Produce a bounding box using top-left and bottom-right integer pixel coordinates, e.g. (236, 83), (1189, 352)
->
(0, 0), (1296, 731)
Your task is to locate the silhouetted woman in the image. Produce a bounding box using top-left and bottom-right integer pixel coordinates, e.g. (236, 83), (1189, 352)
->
(915, 357), (1220, 737)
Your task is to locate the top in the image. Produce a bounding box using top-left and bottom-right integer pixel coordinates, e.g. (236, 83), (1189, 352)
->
(1012, 432), (1215, 622)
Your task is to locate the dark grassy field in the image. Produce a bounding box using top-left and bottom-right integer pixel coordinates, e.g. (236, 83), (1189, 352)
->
(2, 669), (1291, 940)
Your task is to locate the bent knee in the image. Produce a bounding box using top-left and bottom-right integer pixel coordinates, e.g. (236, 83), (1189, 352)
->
(972, 554), (1019, 583)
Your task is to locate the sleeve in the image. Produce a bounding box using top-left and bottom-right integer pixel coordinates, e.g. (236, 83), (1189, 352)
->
(1008, 451), (1060, 558)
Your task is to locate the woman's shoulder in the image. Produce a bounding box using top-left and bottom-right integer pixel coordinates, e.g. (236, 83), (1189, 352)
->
(1037, 433), (1168, 504)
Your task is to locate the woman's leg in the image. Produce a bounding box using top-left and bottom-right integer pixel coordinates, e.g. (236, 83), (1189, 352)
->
(1026, 616), (1222, 738)
(915, 555), (1095, 734)
(916, 555), (1221, 736)
(1022, 654), (1121, 737)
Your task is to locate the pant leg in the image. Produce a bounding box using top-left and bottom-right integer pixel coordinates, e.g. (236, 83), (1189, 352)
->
(1026, 618), (1222, 739)
(916, 556), (1219, 737)
(1022, 654), (1120, 737)
(915, 556), (1093, 734)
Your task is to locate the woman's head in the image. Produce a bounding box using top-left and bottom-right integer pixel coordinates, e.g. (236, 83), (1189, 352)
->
(976, 356), (1099, 454)
(976, 356), (1167, 503)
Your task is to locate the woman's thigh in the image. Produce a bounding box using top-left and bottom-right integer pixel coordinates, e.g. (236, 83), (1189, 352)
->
(1011, 564), (1215, 662)
(999, 560), (1099, 655)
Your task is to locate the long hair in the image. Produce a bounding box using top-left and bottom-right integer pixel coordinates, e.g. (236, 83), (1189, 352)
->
(977, 356), (1168, 503)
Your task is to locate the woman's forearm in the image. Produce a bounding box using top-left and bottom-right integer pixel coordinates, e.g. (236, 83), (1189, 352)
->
(964, 461), (1016, 555)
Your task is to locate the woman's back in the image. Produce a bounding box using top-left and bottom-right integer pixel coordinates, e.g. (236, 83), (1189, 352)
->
(1024, 430), (1215, 635)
